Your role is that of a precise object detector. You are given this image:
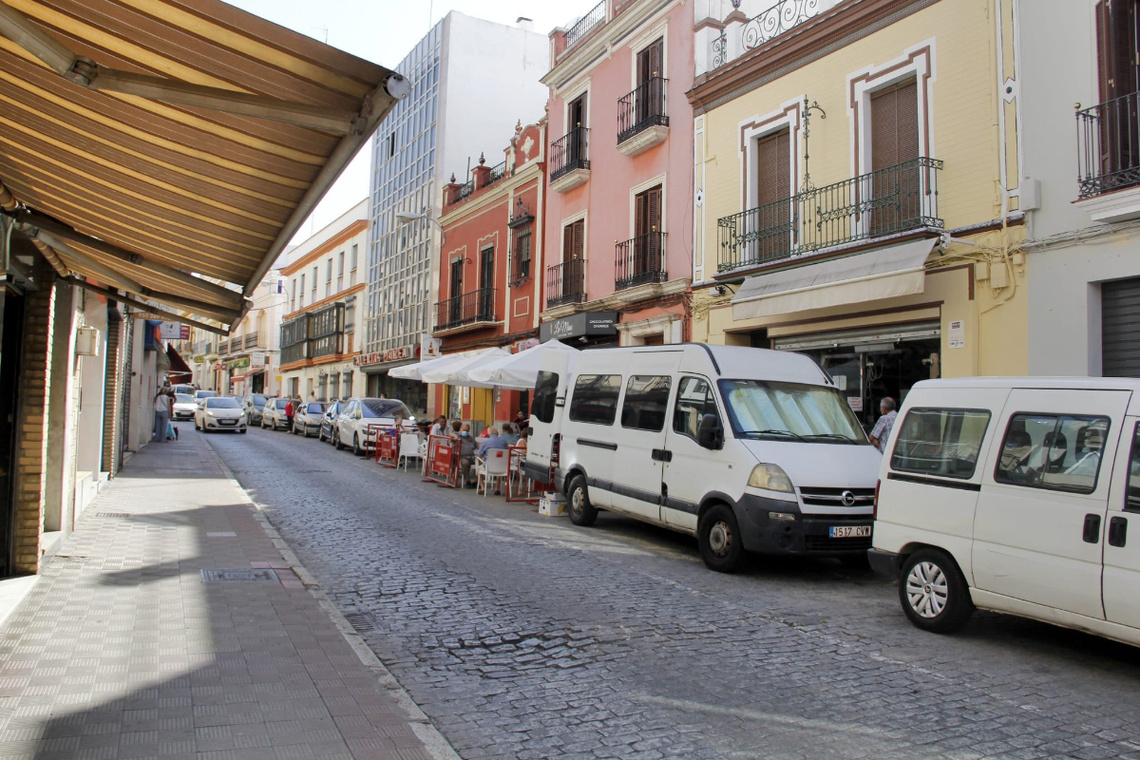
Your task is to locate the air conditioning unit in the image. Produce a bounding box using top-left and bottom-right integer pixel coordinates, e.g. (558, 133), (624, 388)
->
(75, 326), (100, 357)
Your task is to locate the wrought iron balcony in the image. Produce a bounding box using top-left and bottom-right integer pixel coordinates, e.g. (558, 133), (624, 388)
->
(565, 0), (605, 49)
(551, 127), (591, 182)
(615, 232), (668, 291)
(717, 157), (943, 272)
(435, 288), (497, 332)
(546, 259), (586, 308)
(243, 332), (259, 349)
(617, 77), (668, 145)
(1077, 91), (1140, 198)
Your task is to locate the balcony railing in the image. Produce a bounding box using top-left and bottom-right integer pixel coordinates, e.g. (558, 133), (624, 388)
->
(617, 77), (668, 145)
(488, 160), (506, 185)
(458, 179), (475, 200)
(717, 157), (943, 272)
(546, 259), (586, 308)
(435, 288), (496, 331)
(550, 127), (590, 181)
(243, 332), (259, 349)
(565, 0), (605, 49)
(1077, 91), (1140, 198)
(615, 232), (668, 291)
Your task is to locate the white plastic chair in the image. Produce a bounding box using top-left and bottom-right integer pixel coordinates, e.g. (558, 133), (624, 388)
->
(478, 448), (510, 496)
(398, 432), (422, 471)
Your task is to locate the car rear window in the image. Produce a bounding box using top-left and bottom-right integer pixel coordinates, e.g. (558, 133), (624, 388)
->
(362, 399), (410, 418)
(890, 408), (991, 479)
(306, 403), (325, 414)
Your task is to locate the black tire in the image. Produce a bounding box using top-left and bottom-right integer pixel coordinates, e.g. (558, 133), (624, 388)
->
(698, 503), (745, 573)
(317, 429), (325, 442)
(353, 434), (363, 457)
(334, 431), (344, 450)
(566, 475), (598, 527)
(240, 429), (247, 435)
(898, 548), (975, 633)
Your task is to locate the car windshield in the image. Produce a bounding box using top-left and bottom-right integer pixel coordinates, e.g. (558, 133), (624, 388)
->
(196, 390), (218, 399)
(306, 403), (325, 414)
(718, 379), (868, 444)
(362, 399), (410, 418)
(250, 394), (267, 408)
(205, 397), (241, 409)
(175, 393), (195, 403)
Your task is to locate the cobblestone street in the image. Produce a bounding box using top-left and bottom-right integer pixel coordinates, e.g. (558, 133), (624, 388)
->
(211, 428), (1140, 759)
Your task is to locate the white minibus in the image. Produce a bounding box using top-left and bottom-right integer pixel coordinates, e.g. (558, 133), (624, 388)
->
(523, 344), (882, 572)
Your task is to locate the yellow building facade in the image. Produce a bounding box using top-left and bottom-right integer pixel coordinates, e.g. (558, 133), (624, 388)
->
(689, 0), (1026, 426)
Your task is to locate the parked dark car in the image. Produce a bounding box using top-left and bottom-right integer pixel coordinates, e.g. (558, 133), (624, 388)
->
(292, 401), (327, 437)
(242, 393), (268, 424)
(318, 400), (345, 444)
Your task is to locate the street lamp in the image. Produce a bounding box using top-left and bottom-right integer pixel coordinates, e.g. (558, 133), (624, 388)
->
(395, 209), (444, 241)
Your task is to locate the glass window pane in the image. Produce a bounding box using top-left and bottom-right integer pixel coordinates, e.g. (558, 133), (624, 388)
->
(890, 408), (991, 479)
(620, 375), (671, 431)
(569, 374), (622, 426)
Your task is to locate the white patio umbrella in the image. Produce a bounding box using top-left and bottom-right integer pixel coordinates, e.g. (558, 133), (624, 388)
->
(419, 347), (511, 385)
(388, 347), (503, 381)
(464, 339), (578, 390)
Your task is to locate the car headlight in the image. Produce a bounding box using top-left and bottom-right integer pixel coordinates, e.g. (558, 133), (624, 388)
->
(206, 411), (216, 418)
(747, 463), (794, 493)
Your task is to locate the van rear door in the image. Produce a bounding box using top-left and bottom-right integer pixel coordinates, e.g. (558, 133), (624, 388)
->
(1104, 418), (1140, 631)
(524, 352), (574, 483)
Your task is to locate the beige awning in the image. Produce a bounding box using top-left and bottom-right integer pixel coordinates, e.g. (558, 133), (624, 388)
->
(731, 238), (938, 321)
(0, 0), (406, 329)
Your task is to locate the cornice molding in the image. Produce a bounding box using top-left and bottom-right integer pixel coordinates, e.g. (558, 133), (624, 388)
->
(687, 0), (939, 115)
(281, 220), (369, 275)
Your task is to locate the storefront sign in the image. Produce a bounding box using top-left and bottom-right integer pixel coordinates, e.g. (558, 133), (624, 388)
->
(354, 353), (381, 367)
(383, 345), (412, 362)
(250, 351), (266, 368)
(228, 357), (249, 370)
(948, 320), (965, 349)
(159, 321), (190, 340)
(355, 345), (416, 367)
(539, 311), (618, 342)
(214, 363), (224, 371)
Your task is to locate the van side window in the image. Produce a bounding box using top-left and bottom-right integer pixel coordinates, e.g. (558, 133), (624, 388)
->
(569, 374), (622, 426)
(890, 408), (990, 479)
(994, 413), (1109, 494)
(621, 375), (671, 431)
(532, 370), (559, 424)
(673, 377), (718, 440)
(1127, 424), (1140, 512)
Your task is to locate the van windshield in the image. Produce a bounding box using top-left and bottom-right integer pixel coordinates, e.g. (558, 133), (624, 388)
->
(718, 379), (869, 444)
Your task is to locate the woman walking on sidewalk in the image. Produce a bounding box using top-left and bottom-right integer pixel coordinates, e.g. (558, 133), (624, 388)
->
(153, 388), (172, 443)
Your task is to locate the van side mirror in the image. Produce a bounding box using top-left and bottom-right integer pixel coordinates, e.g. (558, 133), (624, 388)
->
(697, 413), (724, 450)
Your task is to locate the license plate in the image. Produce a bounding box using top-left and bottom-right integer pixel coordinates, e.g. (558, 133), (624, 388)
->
(219, 420), (235, 426)
(829, 525), (872, 538)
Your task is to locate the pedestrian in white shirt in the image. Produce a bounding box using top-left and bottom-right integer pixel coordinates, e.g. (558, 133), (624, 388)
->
(153, 388), (172, 443)
(869, 397), (897, 453)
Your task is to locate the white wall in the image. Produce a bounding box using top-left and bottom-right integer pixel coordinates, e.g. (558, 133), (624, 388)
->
(438, 13), (549, 187)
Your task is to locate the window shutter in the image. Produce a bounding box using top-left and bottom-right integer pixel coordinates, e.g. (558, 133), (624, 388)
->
(649, 38), (663, 78)
(756, 130), (791, 207)
(648, 186), (662, 231)
(871, 79), (918, 172)
(573, 220), (584, 260)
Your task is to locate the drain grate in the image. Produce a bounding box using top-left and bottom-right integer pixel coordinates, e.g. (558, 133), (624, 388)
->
(343, 612), (376, 633)
(200, 568), (279, 583)
(96, 512), (130, 518)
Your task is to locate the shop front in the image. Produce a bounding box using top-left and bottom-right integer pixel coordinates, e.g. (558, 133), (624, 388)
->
(358, 345), (428, 417)
(539, 311), (619, 347)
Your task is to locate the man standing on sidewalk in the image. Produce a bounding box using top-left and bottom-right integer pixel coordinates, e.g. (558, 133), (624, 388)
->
(869, 396), (897, 453)
(153, 387), (172, 443)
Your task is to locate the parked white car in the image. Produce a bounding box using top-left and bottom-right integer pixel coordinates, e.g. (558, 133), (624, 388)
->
(194, 396), (247, 434)
(335, 398), (413, 456)
(171, 393), (197, 421)
(261, 398), (291, 430)
(292, 401), (327, 437)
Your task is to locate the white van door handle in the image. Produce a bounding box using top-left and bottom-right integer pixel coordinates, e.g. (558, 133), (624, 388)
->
(1108, 516), (1127, 547)
(1083, 513), (1102, 543)
(651, 448), (672, 462)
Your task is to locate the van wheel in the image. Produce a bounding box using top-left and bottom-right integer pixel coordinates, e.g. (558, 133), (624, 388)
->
(699, 504), (745, 573)
(899, 548), (974, 633)
(566, 476), (597, 526)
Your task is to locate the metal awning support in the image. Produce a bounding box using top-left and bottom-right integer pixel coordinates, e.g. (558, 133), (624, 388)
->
(67, 279), (229, 335)
(0, 2), (361, 133)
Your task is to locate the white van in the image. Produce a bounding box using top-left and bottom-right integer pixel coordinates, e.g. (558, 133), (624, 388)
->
(523, 344), (882, 572)
(870, 377), (1140, 647)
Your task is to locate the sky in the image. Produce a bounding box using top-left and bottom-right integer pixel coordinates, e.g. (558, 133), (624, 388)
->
(224, 0), (600, 243)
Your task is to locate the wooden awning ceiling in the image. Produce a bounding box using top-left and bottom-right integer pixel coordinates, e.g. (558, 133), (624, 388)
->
(0, 0), (406, 331)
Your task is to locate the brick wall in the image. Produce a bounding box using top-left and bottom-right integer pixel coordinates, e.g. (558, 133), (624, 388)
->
(13, 260), (56, 573)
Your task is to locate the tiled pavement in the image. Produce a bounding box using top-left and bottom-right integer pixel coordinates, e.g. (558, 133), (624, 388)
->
(0, 428), (460, 760)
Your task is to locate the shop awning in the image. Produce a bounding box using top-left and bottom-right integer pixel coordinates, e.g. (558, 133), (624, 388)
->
(732, 238), (938, 321)
(390, 347), (506, 383)
(0, 0), (407, 331)
(463, 339), (578, 390)
(420, 348), (511, 385)
(165, 343), (192, 379)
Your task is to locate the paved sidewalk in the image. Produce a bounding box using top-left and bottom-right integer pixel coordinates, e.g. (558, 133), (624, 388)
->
(0, 429), (459, 760)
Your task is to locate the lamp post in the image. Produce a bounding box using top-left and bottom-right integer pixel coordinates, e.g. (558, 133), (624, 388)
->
(395, 209), (444, 241)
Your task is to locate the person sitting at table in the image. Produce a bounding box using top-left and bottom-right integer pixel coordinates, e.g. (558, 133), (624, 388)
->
(458, 423), (477, 486)
(515, 430), (527, 451)
(449, 419), (462, 438)
(501, 422), (519, 446)
(475, 426), (510, 494)
(429, 415), (447, 438)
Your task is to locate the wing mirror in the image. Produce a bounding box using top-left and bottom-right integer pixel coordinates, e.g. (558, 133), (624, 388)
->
(697, 413), (724, 450)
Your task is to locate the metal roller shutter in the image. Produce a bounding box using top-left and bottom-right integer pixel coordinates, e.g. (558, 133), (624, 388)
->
(1102, 277), (1140, 376)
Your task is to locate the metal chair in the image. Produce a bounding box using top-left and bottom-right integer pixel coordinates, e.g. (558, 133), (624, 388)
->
(476, 448), (510, 496)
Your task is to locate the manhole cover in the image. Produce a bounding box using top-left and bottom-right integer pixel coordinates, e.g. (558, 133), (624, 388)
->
(96, 512), (130, 518)
(200, 568), (279, 583)
(343, 612), (376, 633)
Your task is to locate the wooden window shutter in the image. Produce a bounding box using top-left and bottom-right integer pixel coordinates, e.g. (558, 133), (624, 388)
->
(648, 186), (662, 231)
(871, 78), (918, 172)
(756, 129), (791, 207)
(573, 220), (584, 260)
(649, 38), (663, 78)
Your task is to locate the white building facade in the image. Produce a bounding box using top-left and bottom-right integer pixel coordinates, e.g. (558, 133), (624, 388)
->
(1022, 0), (1140, 376)
(361, 12), (549, 416)
(278, 200), (369, 401)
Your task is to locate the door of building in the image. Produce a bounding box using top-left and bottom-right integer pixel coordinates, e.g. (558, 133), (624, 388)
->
(1102, 276), (1140, 376)
(0, 290), (25, 577)
(633, 185), (662, 281)
(479, 245), (494, 321)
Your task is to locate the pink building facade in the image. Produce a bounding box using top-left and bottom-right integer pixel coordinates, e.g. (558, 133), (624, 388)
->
(541, 0), (694, 346)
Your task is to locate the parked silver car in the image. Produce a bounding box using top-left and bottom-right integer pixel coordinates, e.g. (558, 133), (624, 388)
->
(260, 398), (291, 430)
(335, 398), (413, 456)
(291, 401), (327, 437)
